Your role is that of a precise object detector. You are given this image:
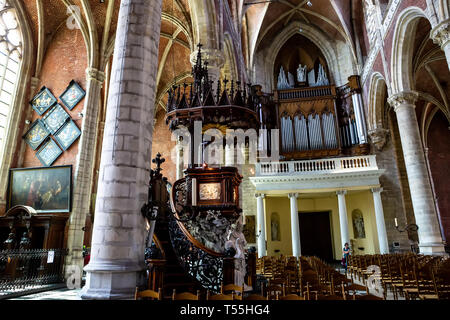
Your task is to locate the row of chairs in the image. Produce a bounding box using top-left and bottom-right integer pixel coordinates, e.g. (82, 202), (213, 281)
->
(347, 253), (450, 300)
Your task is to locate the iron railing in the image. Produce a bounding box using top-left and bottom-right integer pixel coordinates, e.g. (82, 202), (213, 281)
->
(0, 248), (67, 298)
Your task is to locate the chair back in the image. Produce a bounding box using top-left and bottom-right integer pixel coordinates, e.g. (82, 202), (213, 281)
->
(135, 287), (162, 300)
(172, 289), (200, 300)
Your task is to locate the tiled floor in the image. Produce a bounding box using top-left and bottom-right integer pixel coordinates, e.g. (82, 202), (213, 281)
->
(9, 287), (82, 300)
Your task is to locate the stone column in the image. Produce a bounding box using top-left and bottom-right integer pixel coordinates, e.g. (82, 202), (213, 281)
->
(65, 67), (105, 280)
(349, 76), (368, 144)
(336, 190), (350, 249)
(176, 141), (184, 180)
(371, 187), (389, 254)
(80, 0), (163, 299)
(288, 193), (301, 257)
(387, 92), (445, 254)
(255, 193), (266, 258)
(431, 20), (450, 70)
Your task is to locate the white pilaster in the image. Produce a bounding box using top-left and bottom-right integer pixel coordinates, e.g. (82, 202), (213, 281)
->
(255, 193), (266, 258)
(80, 0), (163, 299)
(388, 92), (445, 254)
(336, 190), (350, 249)
(288, 193), (301, 257)
(371, 187), (389, 254)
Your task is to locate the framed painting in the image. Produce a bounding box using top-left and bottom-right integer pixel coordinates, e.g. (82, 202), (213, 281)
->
(7, 165), (72, 213)
(36, 138), (63, 167)
(30, 86), (57, 116)
(54, 119), (81, 151)
(42, 104), (70, 134)
(23, 119), (50, 150)
(59, 80), (86, 110)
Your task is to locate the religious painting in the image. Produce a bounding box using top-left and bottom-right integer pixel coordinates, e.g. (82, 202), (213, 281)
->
(243, 215), (256, 244)
(42, 104), (70, 134)
(59, 80), (86, 110)
(199, 182), (221, 201)
(53, 119), (81, 151)
(30, 87), (57, 116)
(23, 119), (50, 150)
(7, 165), (72, 213)
(36, 139), (63, 167)
(352, 209), (366, 239)
(271, 212), (281, 241)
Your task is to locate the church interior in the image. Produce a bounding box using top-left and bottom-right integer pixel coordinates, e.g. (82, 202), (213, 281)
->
(0, 0), (449, 302)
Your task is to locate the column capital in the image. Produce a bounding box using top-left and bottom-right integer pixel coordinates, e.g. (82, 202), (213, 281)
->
(336, 190), (347, 196)
(371, 187), (383, 193)
(190, 48), (225, 69)
(387, 91), (419, 112)
(430, 20), (450, 49)
(368, 127), (389, 151)
(255, 193), (265, 199)
(86, 67), (106, 84)
(288, 193), (299, 199)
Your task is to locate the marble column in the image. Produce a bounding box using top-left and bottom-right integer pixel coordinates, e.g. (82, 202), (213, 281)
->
(255, 193), (266, 258)
(387, 92), (445, 254)
(431, 20), (450, 70)
(65, 67), (105, 280)
(288, 193), (301, 257)
(80, 0), (163, 299)
(371, 187), (389, 254)
(336, 190), (350, 249)
(176, 141), (184, 180)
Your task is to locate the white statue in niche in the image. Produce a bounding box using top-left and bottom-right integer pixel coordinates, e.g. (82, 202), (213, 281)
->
(315, 64), (329, 86)
(277, 66), (292, 90)
(271, 212), (280, 241)
(297, 64), (307, 82)
(225, 216), (252, 291)
(352, 210), (366, 239)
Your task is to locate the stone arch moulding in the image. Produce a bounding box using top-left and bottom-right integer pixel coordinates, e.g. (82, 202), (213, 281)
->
(222, 32), (239, 81)
(0, 0), (35, 205)
(253, 21), (351, 92)
(390, 7), (432, 94)
(367, 71), (389, 131)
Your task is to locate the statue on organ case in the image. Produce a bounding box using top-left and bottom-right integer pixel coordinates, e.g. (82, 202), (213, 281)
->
(297, 64), (307, 83)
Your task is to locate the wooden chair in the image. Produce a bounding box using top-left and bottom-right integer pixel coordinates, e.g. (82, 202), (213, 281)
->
(207, 291), (234, 300)
(172, 289), (200, 300)
(276, 293), (304, 300)
(221, 283), (244, 300)
(315, 293), (344, 300)
(353, 293), (384, 300)
(244, 294), (268, 300)
(134, 287), (162, 300)
(265, 284), (285, 300)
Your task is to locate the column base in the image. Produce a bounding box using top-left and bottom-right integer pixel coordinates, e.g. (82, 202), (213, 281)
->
(418, 243), (448, 256)
(80, 260), (146, 300)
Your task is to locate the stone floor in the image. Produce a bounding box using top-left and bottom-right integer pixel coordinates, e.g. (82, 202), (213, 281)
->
(9, 287), (82, 300)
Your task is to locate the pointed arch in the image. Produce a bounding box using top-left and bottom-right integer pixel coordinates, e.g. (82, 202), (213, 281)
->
(367, 72), (388, 131)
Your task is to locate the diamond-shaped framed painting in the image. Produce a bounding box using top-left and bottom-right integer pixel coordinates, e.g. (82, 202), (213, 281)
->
(23, 119), (50, 150)
(36, 138), (63, 167)
(54, 119), (81, 151)
(30, 86), (58, 116)
(59, 80), (86, 110)
(42, 104), (70, 134)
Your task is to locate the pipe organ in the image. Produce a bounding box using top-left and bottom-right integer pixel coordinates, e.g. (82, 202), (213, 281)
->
(274, 76), (369, 160)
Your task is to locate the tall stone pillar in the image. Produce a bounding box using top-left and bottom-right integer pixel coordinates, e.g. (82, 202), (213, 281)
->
(65, 67), (105, 280)
(288, 193), (301, 257)
(388, 92), (445, 254)
(371, 187), (389, 254)
(336, 190), (350, 249)
(431, 20), (450, 70)
(255, 193), (266, 258)
(190, 48), (224, 83)
(80, 0), (163, 299)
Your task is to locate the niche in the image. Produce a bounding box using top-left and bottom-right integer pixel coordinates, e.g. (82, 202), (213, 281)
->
(271, 212), (281, 241)
(352, 209), (366, 239)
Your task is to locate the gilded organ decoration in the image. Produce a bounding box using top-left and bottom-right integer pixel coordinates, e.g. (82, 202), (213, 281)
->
(199, 183), (221, 201)
(30, 87), (57, 116)
(23, 120), (50, 150)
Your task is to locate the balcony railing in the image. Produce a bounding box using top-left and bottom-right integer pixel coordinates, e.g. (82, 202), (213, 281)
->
(255, 155), (378, 176)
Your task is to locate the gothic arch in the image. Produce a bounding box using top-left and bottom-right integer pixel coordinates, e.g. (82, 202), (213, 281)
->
(0, 0), (34, 205)
(222, 33), (238, 81)
(367, 72), (389, 131)
(253, 20), (353, 91)
(390, 7), (431, 93)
